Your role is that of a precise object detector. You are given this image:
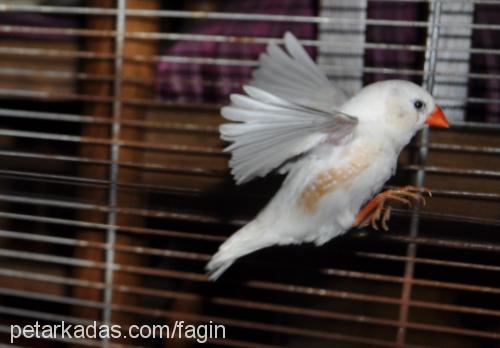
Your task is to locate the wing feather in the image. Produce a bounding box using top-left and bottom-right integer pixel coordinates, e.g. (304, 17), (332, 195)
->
(248, 32), (348, 112)
(220, 88), (357, 184)
(221, 32), (358, 184)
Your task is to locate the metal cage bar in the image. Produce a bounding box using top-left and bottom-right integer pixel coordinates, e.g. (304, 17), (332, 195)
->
(0, 1), (498, 347)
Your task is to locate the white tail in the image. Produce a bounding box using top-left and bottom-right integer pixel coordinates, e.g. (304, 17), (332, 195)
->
(206, 221), (273, 280)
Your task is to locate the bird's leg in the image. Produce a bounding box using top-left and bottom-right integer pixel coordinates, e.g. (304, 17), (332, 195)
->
(354, 186), (431, 231)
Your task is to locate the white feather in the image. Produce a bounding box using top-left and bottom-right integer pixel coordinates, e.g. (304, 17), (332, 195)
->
(206, 220), (273, 281)
(219, 92), (356, 183)
(207, 31), (440, 280)
(248, 31), (348, 112)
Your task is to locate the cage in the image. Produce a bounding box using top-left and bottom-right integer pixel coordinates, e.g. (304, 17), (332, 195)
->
(0, 0), (498, 347)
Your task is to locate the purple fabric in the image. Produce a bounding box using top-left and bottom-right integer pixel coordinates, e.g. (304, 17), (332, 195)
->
(155, 0), (316, 104)
(156, 2), (499, 123)
(364, 3), (500, 123)
(468, 5), (500, 123)
(364, 2), (428, 86)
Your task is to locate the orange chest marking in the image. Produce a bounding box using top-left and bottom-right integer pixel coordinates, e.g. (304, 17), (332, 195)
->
(297, 149), (372, 214)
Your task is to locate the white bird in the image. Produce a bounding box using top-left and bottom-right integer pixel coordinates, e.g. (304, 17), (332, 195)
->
(206, 32), (449, 280)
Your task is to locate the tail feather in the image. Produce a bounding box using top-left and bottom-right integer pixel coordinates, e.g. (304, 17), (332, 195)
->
(206, 259), (235, 281)
(206, 221), (272, 281)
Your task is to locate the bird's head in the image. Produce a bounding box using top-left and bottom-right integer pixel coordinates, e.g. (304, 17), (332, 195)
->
(348, 80), (449, 147)
(382, 80), (448, 131)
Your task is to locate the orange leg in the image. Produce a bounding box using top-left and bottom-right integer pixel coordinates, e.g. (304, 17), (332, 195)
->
(355, 186), (431, 231)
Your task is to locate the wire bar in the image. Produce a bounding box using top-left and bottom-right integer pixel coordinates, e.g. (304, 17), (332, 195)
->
(2, 246), (500, 300)
(3, 45), (500, 83)
(2, 270), (500, 339)
(4, 289), (494, 347)
(1, 169), (498, 205)
(0, 4), (498, 29)
(0, 2), (498, 347)
(0, 150), (227, 177)
(0, 208), (492, 256)
(3, 24), (500, 59)
(2, 127), (500, 159)
(2, 265), (500, 329)
(0, 311), (275, 348)
(399, 2), (442, 340)
(0, 225), (498, 278)
(0, 229), (211, 261)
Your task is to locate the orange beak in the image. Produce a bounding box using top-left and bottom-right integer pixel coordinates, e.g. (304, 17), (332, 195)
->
(425, 106), (449, 128)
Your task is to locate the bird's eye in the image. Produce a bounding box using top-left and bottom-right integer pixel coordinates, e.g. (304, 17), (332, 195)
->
(414, 100), (425, 111)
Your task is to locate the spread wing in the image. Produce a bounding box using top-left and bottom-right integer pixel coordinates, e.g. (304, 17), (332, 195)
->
(220, 32), (358, 184)
(249, 31), (349, 113)
(220, 86), (357, 184)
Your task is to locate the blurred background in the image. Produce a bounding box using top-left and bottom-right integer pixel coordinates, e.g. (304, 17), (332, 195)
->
(0, 0), (498, 347)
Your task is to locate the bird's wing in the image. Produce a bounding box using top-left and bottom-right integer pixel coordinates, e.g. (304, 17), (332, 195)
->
(220, 86), (358, 184)
(248, 31), (349, 113)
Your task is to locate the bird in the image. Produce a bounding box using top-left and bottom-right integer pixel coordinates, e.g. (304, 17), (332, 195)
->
(206, 32), (449, 280)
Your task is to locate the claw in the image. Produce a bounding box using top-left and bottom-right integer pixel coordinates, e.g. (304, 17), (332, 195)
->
(355, 186), (432, 231)
(381, 206), (391, 231)
(371, 215), (379, 230)
(402, 185), (432, 198)
(385, 195), (412, 206)
(392, 190), (421, 201)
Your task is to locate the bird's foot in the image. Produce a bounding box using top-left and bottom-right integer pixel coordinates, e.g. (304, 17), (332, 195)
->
(355, 186), (431, 231)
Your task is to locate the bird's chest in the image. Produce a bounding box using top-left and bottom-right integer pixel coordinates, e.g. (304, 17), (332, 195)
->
(296, 143), (392, 214)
